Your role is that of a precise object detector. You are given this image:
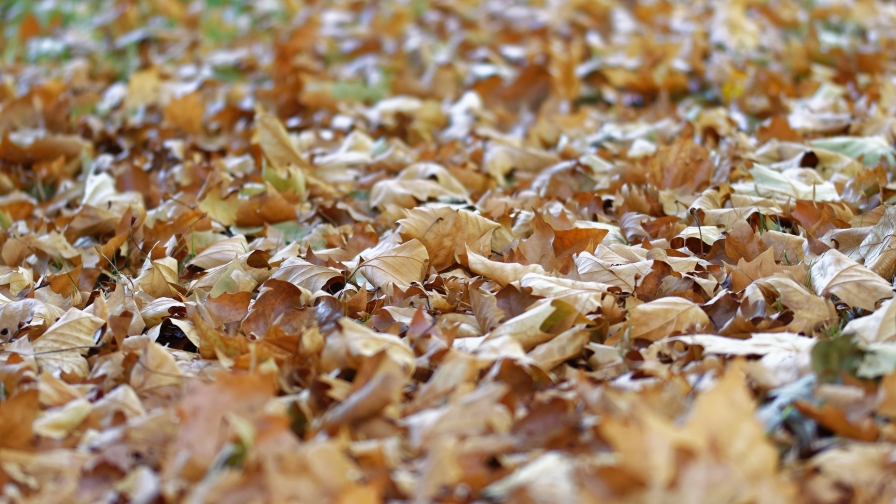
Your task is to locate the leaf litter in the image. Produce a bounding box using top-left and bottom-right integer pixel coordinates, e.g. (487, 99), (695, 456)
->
(3, 0), (896, 502)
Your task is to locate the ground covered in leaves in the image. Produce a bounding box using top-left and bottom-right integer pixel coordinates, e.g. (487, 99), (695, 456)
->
(5, 0), (896, 502)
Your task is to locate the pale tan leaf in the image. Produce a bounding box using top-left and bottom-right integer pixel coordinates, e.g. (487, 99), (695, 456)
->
(576, 251), (653, 292)
(37, 372), (82, 407)
(187, 235), (249, 270)
(527, 325), (589, 370)
(359, 238), (429, 288)
(256, 113), (309, 170)
(33, 308), (105, 377)
(483, 142), (560, 186)
(134, 258), (181, 300)
(32, 398), (92, 439)
(208, 254), (258, 298)
(519, 273), (613, 314)
(271, 257), (343, 292)
(755, 277), (837, 333)
(484, 299), (580, 351)
(129, 338), (184, 393)
(168, 318), (201, 348)
(626, 297), (710, 341)
(745, 164), (840, 201)
(0, 266), (33, 296)
(466, 248), (546, 286)
(140, 297), (186, 328)
(369, 163), (469, 209)
(398, 206), (500, 271)
(683, 361), (788, 487)
(843, 298), (896, 344)
(0, 298), (63, 342)
(859, 205), (896, 280)
(256, 113), (308, 196)
(810, 249), (894, 311)
(663, 332), (816, 357)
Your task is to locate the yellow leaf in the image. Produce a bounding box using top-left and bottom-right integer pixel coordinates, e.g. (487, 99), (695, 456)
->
(256, 113), (307, 195)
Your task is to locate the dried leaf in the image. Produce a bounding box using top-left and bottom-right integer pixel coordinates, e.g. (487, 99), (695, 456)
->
(33, 308), (105, 377)
(398, 206), (500, 271)
(359, 238), (429, 288)
(626, 297), (710, 341)
(811, 249), (894, 311)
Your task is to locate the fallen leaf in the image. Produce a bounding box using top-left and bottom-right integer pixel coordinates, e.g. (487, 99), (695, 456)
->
(33, 308), (105, 377)
(398, 206), (500, 271)
(626, 297), (710, 341)
(859, 205), (896, 280)
(359, 238), (429, 288)
(811, 249), (894, 311)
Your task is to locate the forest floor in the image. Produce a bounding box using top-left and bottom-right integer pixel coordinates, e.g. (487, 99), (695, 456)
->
(2, 0), (896, 502)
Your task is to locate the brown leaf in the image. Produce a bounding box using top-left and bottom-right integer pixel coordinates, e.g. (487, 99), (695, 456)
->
(0, 389), (38, 450)
(794, 401), (879, 441)
(241, 279), (316, 340)
(647, 137), (712, 191)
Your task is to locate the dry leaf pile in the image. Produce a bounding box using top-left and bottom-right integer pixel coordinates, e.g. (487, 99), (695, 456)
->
(5, 0), (896, 502)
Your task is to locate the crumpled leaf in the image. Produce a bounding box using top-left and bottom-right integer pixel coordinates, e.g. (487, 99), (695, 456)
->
(370, 163), (469, 209)
(32, 398), (92, 439)
(576, 247), (653, 292)
(398, 206), (500, 271)
(466, 247), (547, 286)
(754, 277), (837, 333)
(842, 298), (896, 344)
(187, 235), (249, 270)
(519, 273), (613, 313)
(811, 249), (894, 311)
(322, 317), (416, 376)
(859, 205), (896, 280)
(748, 164), (840, 201)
